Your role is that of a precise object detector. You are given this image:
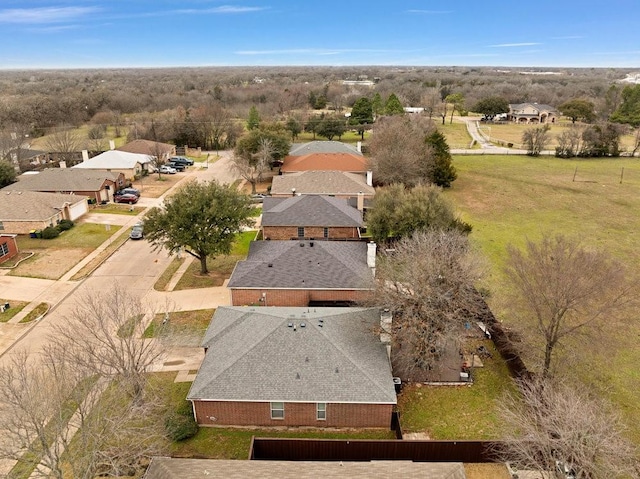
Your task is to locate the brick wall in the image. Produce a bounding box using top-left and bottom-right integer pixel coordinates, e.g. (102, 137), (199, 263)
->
(262, 226), (360, 240)
(230, 288), (370, 307)
(0, 236), (19, 263)
(193, 400), (393, 428)
(1, 218), (57, 235)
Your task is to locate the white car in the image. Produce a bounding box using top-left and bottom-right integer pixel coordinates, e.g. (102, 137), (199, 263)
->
(159, 165), (177, 174)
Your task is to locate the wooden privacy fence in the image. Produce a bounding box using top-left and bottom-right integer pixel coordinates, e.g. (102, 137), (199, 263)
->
(250, 437), (502, 463)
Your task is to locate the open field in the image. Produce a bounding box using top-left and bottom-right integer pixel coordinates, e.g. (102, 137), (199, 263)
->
(446, 154), (640, 443)
(438, 120), (475, 149)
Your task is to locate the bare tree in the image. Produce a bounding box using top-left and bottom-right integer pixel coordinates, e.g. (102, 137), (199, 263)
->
(555, 127), (583, 157)
(522, 124), (551, 156)
(631, 127), (640, 157)
(44, 124), (83, 166)
(504, 234), (635, 380)
(372, 230), (485, 379)
(52, 286), (164, 399)
(231, 138), (272, 194)
(497, 379), (639, 478)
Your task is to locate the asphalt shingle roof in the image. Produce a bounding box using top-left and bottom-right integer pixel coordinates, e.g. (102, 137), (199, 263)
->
(270, 171), (375, 197)
(0, 190), (86, 221)
(4, 168), (120, 192)
(72, 150), (151, 170)
(262, 195), (363, 228)
(227, 240), (374, 290)
(188, 307), (397, 404)
(289, 140), (362, 156)
(281, 152), (368, 173)
(145, 457), (466, 479)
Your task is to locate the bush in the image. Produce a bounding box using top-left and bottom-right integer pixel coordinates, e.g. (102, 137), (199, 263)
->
(41, 226), (60, 239)
(57, 219), (74, 231)
(165, 412), (199, 442)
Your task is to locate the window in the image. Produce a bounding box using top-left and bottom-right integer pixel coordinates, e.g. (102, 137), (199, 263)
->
(297, 227), (304, 238)
(0, 221), (4, 231)
(323, 227), (329, 238)
(0, 242), (8, 258)
(316, 402), (326, 421)
(270, 402), (284, 420)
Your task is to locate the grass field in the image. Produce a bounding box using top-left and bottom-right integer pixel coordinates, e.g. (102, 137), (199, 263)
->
(438, 120), (475, 149)
(445, 154), (640, 443)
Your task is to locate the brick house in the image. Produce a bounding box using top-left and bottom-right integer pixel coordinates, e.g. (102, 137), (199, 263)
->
(227, 240), (376, 307)
(0, 191), (88, 234)
(187, 307), (396, 428)
(261, 195), (363, 241)
(72, 150), (153, 181)
(0, 234), (19, 265)
(4, 168), (125, 204)
(508, 102), (558, 124)
(270, 170), (375, 205)
(280, 153), (368, 174)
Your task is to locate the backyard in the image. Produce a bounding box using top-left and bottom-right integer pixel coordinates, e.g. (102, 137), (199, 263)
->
(445, 154), (640, 443)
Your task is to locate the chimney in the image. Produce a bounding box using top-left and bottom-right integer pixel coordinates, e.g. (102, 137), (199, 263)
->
(81, 149), (89, 161)
(59, 161), (67, 169)
(380, 309), (393, 359)
(109, 140), (116, 150)
(366, 170), (373, 186)
(291, 187), (296, 197)
(357, 191), (364, 211)
(367, 241), (376, 273)
(356, 141), (362, 153)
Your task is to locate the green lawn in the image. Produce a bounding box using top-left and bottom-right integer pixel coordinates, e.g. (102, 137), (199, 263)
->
(0, 300), (28, 322)
(398, 340), (515, 439)
(438, 120), (474, 149)
(445, 154), (640, 443)
(90, 204), (144, 215)
(144, 309), (214, 339)
(17, 222), (122, 250)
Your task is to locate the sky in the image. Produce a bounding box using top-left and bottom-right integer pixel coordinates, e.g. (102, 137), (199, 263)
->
(0, 0), (639, 70)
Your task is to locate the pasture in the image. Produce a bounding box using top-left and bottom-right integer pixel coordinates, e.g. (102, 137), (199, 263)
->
(446, 154), (640, 443)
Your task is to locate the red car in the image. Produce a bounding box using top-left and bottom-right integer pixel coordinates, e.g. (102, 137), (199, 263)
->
(114, 193), (139, 204)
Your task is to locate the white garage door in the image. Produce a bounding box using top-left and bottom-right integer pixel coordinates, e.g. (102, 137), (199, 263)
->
(69, 200), (88, 221)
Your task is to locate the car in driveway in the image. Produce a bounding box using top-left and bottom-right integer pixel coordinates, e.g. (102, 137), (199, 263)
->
(116, 187), (141, 197)
(166, 161), (186, 172)
(129, 223), (144, 240)
(114, 193), (139, 204)
(159, 165), (177, 174)
(169, 156), (194, 166)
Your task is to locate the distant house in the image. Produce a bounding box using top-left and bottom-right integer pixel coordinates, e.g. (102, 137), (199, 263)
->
(72, 150), (152, 181)
(117, 139), (176, 161)
(187, 307), (396, 428)
(508, 103), (558, 124)
(0, 191), (88, 234)
(280, 153), (369, 174)
(288, 141), (362, 157)
(227, 240), (376, 307)
(270, 171), (375, 205)
(4, 148), (50, 172)
(0, 234), (19, 265)
(261, 195), (363, 241)
(4, 168), (125, 204)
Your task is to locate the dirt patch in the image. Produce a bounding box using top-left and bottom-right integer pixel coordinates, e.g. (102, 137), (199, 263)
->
(8, 248), (90, 280)
(464, 463), (511, 479)
(131, 173), (185, 198)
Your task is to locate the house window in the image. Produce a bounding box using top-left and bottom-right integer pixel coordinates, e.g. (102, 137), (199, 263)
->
(297, 227), (304, 238)
(270, 402), (284, 420)
(323, 227), (329, 239)
(0, 222), (4, 231)
(316, 403), (326, 420)
(0, 242), (8, 258)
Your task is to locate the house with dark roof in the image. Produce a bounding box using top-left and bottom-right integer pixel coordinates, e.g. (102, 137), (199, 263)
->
(280, 153), (369, 174)
(227, 240), (376, 307)
(117, 139), (176, 160)
(270, 171), (375, 205)
(0, 191), (88, 234)
(4, 168), (125, 204)
(4, 148), (50, 172)
(261, 195), (363, 241)
(187, 307), (396, 428)
(508, 103), (558, 124)
(0, 234), (19, 265)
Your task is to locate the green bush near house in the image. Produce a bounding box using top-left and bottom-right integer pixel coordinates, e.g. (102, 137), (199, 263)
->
(41, 226), (60, 239)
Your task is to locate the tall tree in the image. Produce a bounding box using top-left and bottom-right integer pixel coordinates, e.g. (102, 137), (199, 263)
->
(349, 97), (374, 140)
(305, 115), (322, 140)
(425, 130), (457, 187)
(44, 125), (82, 166)
(317, 115), (346, 140)
(504, 234), (635, 379)
(232, 138), (273, 194)
(246, 105), (261, 130)
(143, 180), (253, 274)
(522, 124), (551, 156)
(472, 96), (510, 118)
(371, 92), (384, 119)
(285, 116), (302, 141)
(498, 379), (638, 479)
(384, 93), (405, 116)
(558, 99), (596, 124)
(445, 93), (465, 124)
(0, 160), (16, 187)
(611, 84), (640, 126)
(234, 128), (291, 165)
(372, 230), (484, 379)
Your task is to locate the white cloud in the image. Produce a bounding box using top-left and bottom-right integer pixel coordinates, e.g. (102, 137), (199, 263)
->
(489, 42), (542, 48)
(0, 7), (99, 24)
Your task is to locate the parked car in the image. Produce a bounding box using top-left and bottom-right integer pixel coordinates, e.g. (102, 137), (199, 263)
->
(166, 161), (186, 172)
(116, 187), (141, 197)
(129, 223), (144, 240)
(169, 156), (194, 166)
(114, 193), (139, 204)
(159, 165), (177, 174)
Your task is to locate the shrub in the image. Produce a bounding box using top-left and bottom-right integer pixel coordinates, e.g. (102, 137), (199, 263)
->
(165, 411), (199, 442)
(57, 219), (74, 231)
(41, 226), (60, 239)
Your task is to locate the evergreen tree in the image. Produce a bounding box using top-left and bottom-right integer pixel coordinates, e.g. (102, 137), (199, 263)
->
(384, 93), (405, 115)
(247, 106), (261, 130)
(425, 130), (457, 187)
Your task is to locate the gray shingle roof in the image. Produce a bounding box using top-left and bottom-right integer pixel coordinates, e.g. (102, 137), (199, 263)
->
(145, 457), (466, 479)
(227, 240), (373, 290)
(0, 190), (86, 221)
(188, 307), (396, 404)
(4, 168), (120, 193)
(289, 140), (362, 156)
(262, 195), (363, 228)
(270, 171), (375, 197)
(72, 150), (151, 170)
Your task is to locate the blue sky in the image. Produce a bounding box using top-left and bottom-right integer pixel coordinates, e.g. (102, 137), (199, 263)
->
(0, 1), (638, 69)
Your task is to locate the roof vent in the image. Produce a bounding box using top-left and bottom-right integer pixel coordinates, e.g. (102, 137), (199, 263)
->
(318, 322), (323, 328)
(300, 322), (306, 328)
(296, 373), (300, 380)
(335, 367), (339, 374)
(305, 356), (309, 362)
(287, 322), (293, 328)
(309, 242), (314, 247)
(318, 318), (324, 323)
(299, 242), (304, 247)
(268, 263), (273, 268)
